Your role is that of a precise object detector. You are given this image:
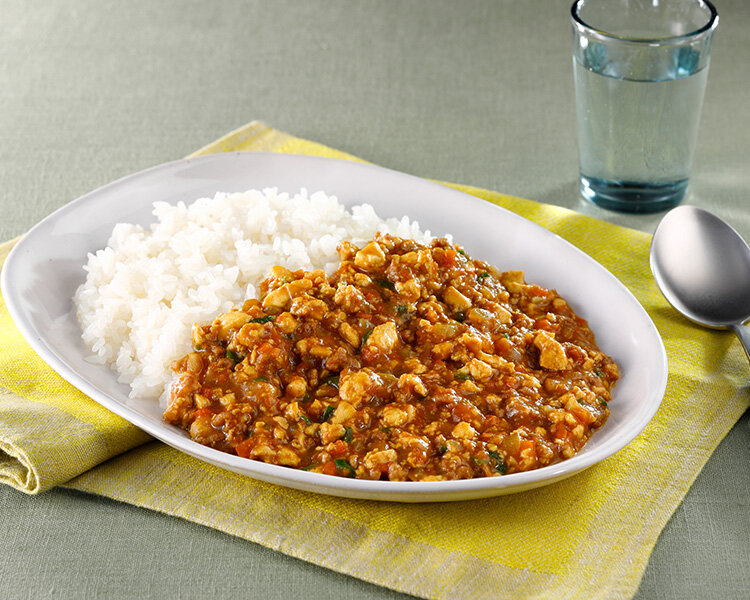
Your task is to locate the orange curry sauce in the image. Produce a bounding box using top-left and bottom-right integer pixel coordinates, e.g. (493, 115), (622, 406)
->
(164, 235), (619, 481)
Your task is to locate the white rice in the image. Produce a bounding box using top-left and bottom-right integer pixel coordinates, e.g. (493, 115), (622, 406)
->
(74, 188), (432, 404)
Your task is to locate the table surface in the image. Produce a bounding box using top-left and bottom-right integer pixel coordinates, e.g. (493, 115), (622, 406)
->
(1, 1), (748, 598)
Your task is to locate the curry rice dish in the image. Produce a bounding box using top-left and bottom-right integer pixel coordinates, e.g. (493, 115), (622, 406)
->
(165, 234), (619, 481)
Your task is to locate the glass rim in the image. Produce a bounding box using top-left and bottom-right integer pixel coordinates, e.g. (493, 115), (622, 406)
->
(571, 0), (718, 46)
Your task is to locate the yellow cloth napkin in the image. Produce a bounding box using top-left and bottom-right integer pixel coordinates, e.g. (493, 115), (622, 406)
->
(1, 121), (748, 599)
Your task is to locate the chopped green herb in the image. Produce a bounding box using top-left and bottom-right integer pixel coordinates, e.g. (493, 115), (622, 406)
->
(454, 372), (474, 381)
(343, 426), (353, 443)
(594, 368), (604, 377)
(300, 463), (317, 471)
(324, 375), (340, 388)
(395, 304), (409, 315)
(454, 311), (466, 323)
(457, 248), (466, 255)
(376, 278), (395, 291)
(438, 444), (448, 455)
(253, 376), (269, 382)
(250, 315), (274, 324)
(360, 328), (373, 349)
(301, 414), (312, 426)
(301, 393), (311, 403)
(416, 395), (427, 402)
(477, 272), (490, 280)
(322, 405), (335, 421)
(225, 349), (240, 362)
(380, 426), (392, 435)
(334, 459), (356, 477)
(193, 344), (203, 351)
(599, 397), (608, 407)
(487, 450), (507, 474)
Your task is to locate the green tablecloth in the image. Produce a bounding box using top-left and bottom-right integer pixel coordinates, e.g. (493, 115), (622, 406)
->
(1, 1), (748, 598)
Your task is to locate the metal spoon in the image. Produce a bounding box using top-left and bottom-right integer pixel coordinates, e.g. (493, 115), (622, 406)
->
(650, 205), (750, 362)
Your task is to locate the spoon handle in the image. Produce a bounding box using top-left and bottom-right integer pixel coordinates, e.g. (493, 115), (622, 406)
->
(730, 324), (750, 364)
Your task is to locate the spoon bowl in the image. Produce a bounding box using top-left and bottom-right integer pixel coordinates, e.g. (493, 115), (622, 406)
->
(650, 205), (750, 360)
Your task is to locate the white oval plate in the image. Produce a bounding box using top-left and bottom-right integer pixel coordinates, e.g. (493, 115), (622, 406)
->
(1, 152), (667, 502)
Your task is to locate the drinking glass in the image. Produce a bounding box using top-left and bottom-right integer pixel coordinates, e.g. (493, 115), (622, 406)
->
(571, 0), (718, 213)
